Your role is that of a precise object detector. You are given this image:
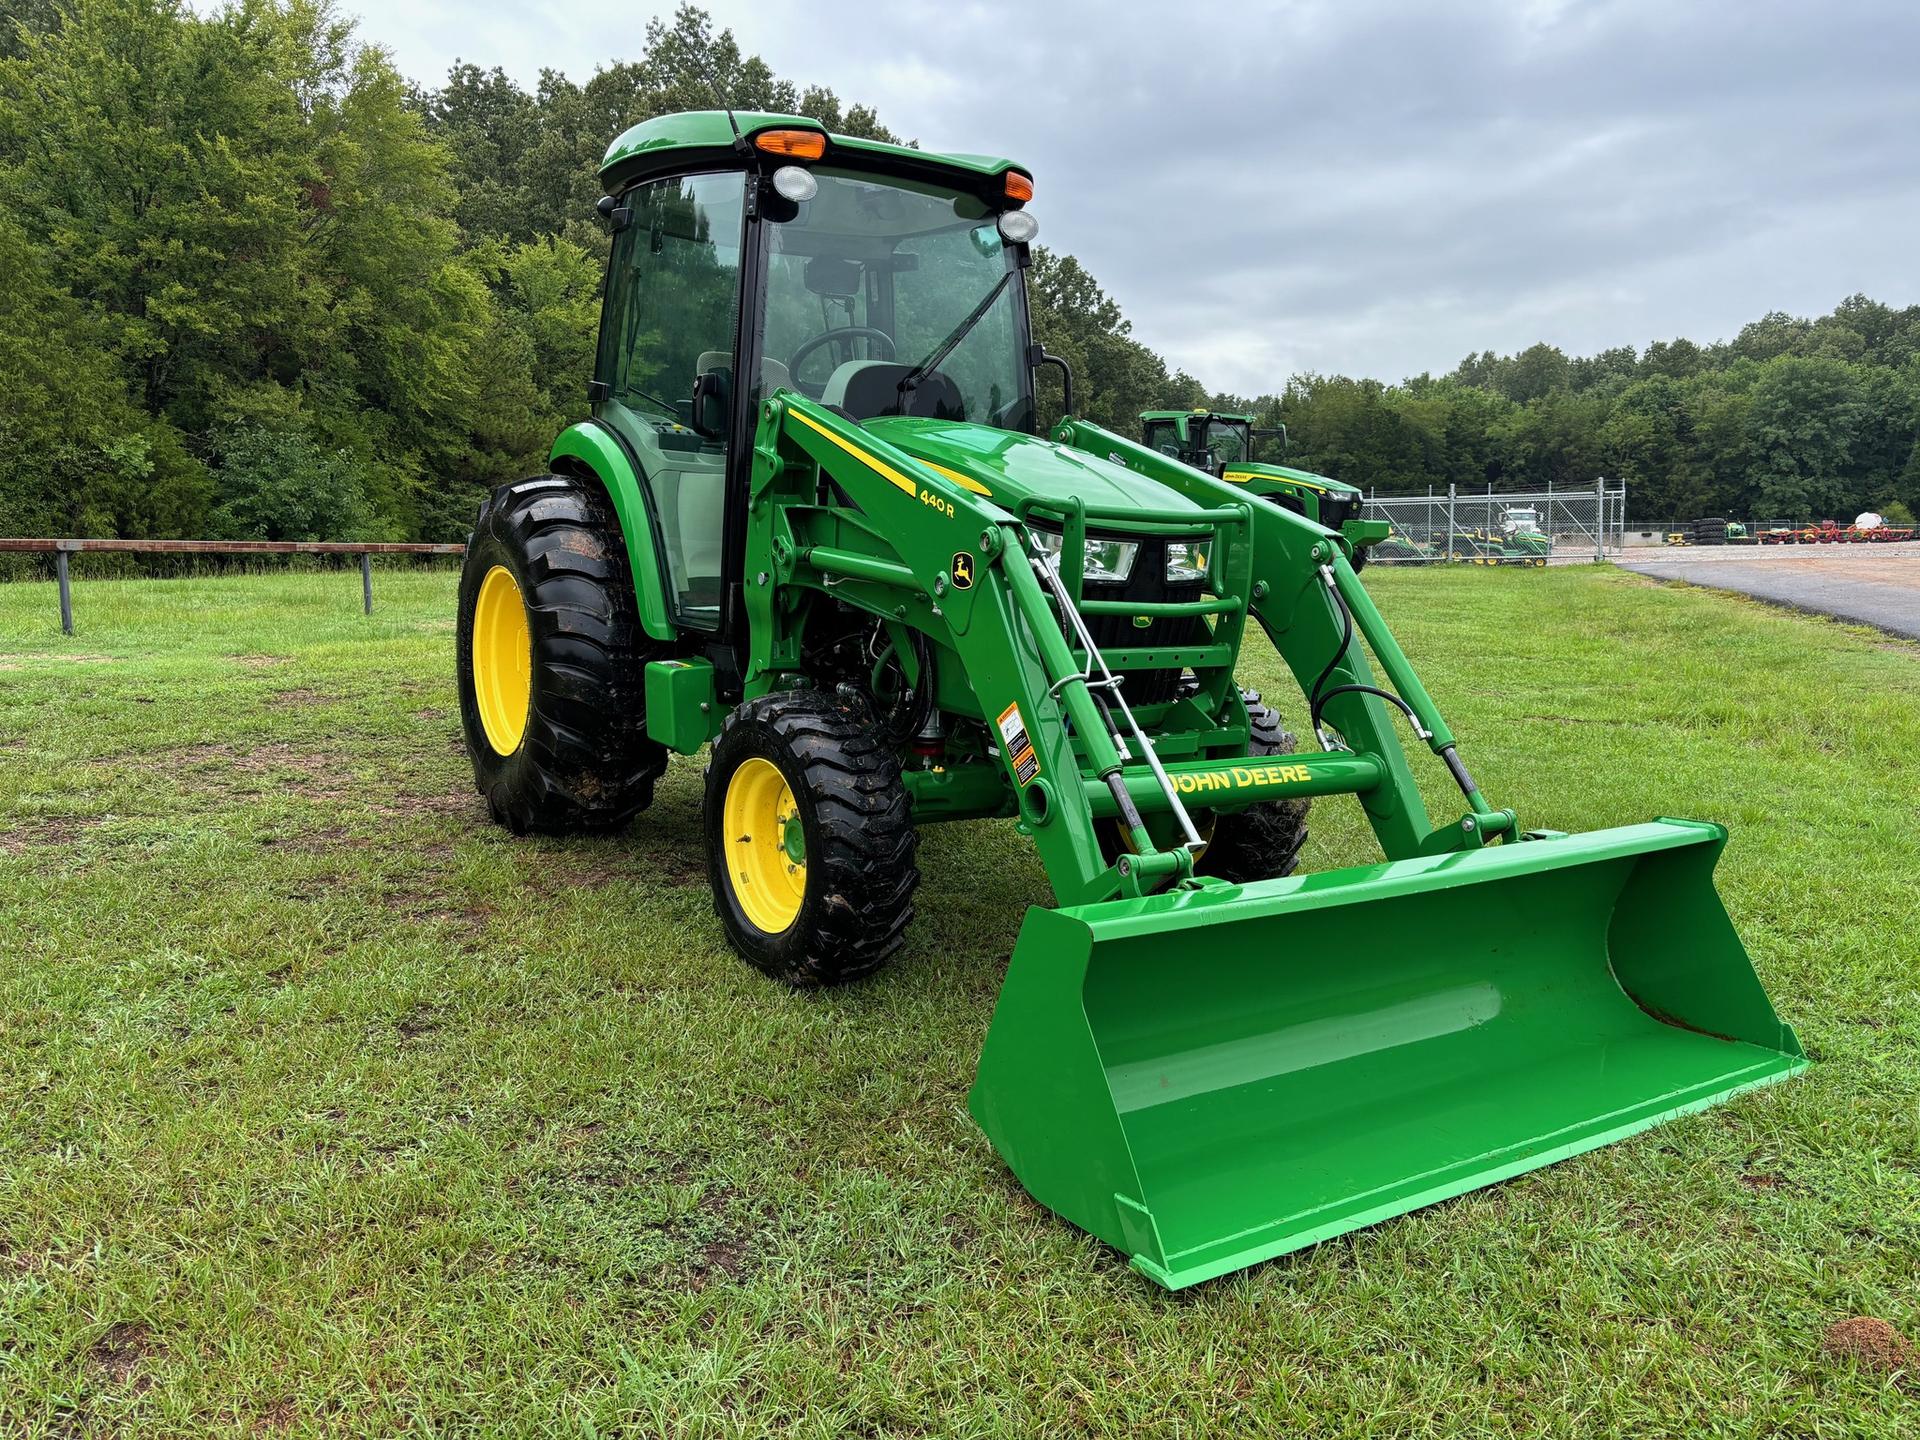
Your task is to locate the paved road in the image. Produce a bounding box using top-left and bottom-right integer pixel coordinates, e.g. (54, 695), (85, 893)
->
(1618, 542), (1920, 638)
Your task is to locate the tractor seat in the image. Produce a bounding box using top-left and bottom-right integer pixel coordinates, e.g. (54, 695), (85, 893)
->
(695, 351), (793, 399)
(821, 360), (966, 423)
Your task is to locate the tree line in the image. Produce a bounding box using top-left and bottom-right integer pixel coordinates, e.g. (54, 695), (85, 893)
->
(2, 0), (1913, 548)
(1234, 303), (1920, 524)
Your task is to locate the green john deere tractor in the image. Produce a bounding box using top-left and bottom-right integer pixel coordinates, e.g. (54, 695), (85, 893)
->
(456, 110), (1805, 1290)
(1139, 408), (1390, 569)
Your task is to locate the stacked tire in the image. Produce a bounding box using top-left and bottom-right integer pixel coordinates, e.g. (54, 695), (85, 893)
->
(1691, 517), (1727, 546)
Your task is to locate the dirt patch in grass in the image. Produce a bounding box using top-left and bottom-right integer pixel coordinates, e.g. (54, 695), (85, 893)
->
(637, 846), (709, 888)
(387, 786), (484, 822)
(175, 741), (357, 803)
(383, 866), (493, 938)
(257, 824), (358, 855)
(688, 1235), (750, 1290)
(1519, 713), (1648, 728)
(270, 687), (339, 708)
(0, 651), (119, 666)
(394, 1003), (443, 1041)
(412, 706), (448, 721)
(0, 815), (109, 855)
(89, 1320), (159, 1390)
(234, 654), (291, 669)
(1822, 1317), (1916, 1375)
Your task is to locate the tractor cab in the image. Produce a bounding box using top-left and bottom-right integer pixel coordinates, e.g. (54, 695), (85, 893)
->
(585, 113), (1045, 640)
(1140, 408), (1264, 476)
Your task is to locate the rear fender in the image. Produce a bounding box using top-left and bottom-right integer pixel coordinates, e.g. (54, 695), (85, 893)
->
(549, 421), (675, 642)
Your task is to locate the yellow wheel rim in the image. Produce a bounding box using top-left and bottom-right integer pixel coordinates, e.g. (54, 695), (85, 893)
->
(722, 757), (807, 934)
(472, 565), (532, 755)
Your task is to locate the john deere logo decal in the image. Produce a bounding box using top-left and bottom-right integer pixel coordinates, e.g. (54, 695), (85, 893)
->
(951, 552), (974, 589)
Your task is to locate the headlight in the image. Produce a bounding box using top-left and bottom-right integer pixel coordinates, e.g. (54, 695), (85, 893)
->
(1031, 529), (1139, 584)
(998, 209), (1039, 244)
(1166, 540), (1210, 583)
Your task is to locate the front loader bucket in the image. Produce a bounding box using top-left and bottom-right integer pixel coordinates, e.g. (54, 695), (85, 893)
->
(969, 819), (1804, 1290)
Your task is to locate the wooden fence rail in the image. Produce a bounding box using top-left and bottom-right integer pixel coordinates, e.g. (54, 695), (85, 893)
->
(0, 538), (466, 635)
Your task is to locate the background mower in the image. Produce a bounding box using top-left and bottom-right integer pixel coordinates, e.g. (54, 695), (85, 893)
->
(455, 110), (1805, 1289)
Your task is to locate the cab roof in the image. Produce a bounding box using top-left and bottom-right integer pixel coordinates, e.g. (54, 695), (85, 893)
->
(600, 110), (1029, 201)
(1141, 409), (1257, 425)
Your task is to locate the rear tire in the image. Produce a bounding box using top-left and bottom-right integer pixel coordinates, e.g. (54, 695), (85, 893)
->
(704, 690), (919, 987)
(1199, 692), (1311, 883)
(457, 474), (668, 834)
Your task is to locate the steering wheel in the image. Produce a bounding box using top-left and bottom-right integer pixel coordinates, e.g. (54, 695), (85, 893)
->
(786, 327), (896, 395)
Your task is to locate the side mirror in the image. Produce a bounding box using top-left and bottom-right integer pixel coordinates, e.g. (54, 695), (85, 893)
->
(690, 368), (731, 440)
(1028, 345), (1075, 418)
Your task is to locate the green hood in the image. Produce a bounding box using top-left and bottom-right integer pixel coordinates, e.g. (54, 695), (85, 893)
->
(1218, 461), (1362, 499)
(866, 418), (1216, 518)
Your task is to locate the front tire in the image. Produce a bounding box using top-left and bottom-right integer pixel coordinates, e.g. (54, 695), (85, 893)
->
(456, 474), (667, 834)
(704, 691), (919, 987)
(1199, 692), (1311, 883)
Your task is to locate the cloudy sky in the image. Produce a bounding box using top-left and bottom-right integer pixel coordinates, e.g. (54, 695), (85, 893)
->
(357, 0), (1920, 396)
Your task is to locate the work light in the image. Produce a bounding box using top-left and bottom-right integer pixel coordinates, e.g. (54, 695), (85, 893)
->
(1032, 528), (1139, 583)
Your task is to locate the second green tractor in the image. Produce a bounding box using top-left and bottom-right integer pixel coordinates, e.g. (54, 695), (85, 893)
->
(1139, 408), (1390, 568)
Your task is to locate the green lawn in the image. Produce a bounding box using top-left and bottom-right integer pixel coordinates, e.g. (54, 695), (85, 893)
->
(2, 562), (1917, 1437)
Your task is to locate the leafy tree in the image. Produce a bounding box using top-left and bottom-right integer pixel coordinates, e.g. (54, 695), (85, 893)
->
(0, 210), (205, 538)
(1569, 345), (1637, 393)
(1641, 338), (1705, 379)
(1743, 357), (1866, 517)
(1497, 342), (1573, 404)
(0, 0), (64, 60)
(209, 423), (376, 541)
(1027, 248), (1185, 432)
(425, 63), (542, 244)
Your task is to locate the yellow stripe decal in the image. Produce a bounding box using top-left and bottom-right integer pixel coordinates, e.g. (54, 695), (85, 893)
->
(918, 459), (992, 496)
(791, 409), (918, 498)
(1224, 469), (1329, 494)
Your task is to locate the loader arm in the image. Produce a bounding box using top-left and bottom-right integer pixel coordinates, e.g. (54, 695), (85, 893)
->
(751, 393), (1171, 905)
(1053, 418), (1510, 860)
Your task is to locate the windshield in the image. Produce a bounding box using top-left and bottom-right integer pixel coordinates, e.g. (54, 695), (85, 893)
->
(1204, 420), (1253, 467)
(761, 168), (1033, 431)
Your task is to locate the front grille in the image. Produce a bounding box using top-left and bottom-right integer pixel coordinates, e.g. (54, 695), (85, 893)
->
(1081, 534), (1208, 707)
(1318, 493), (1357, 531)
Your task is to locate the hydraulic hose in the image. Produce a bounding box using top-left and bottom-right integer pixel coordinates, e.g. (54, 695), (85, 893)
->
(1309, 564), (1480, 808)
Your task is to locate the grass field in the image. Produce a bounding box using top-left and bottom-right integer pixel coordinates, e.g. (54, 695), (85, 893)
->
(3, 562), (1918, 1437)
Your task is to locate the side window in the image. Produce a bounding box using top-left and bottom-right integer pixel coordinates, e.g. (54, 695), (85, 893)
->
(597, 173), (745, 629)
(600, 173), (745, 420)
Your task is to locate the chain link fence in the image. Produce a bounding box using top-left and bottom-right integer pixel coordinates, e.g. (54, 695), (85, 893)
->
(1360, 484), (1628, 564)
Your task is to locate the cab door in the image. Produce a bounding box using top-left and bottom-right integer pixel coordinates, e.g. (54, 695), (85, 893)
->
(594, 172), (747, 630)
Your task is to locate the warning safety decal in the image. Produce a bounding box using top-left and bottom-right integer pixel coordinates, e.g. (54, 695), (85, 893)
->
(996, 702), (1040, 786)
